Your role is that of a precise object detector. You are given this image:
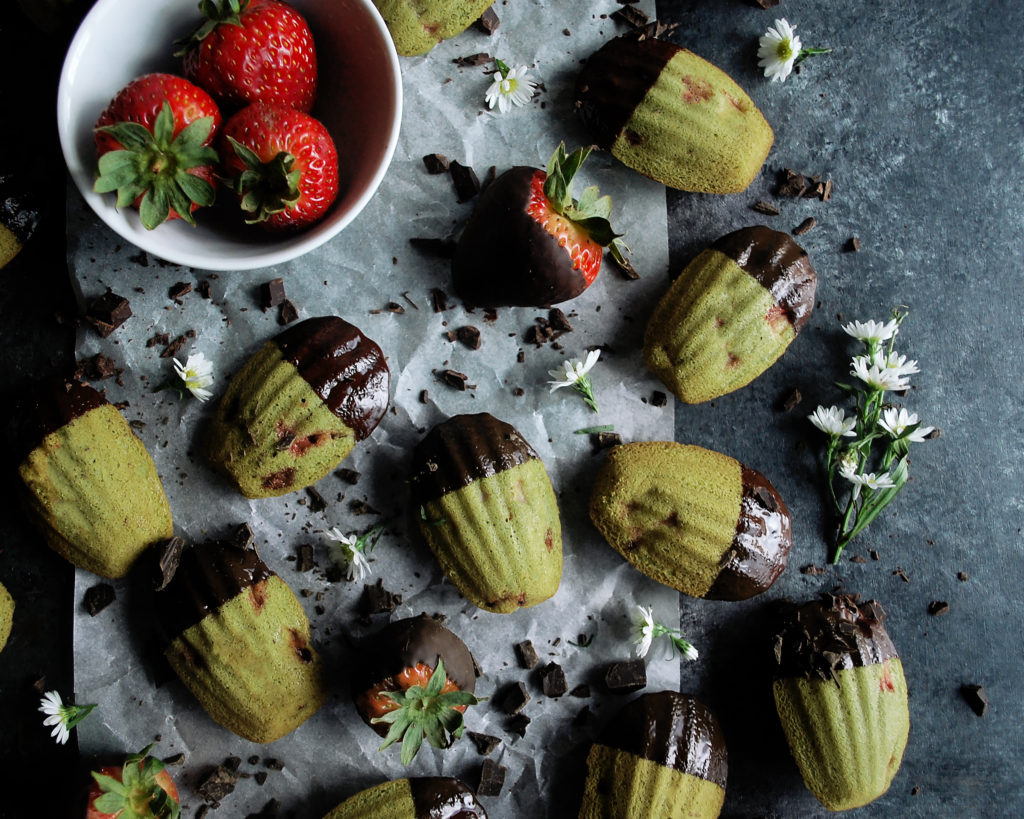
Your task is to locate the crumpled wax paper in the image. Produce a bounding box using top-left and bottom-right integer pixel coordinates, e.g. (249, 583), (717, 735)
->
(69, 2), (682, 815)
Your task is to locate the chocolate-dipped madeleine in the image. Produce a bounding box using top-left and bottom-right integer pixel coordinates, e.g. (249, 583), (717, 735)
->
(589, 442), (791, 600)
(772, 595), (910, 811)
(410, 413), (562, 613)
(575, 33), (773, 193)
(323, 776), (487, 819)
(17, 378), (173, 578)
(644, 226), (816, 404)
(156, 525), (325, 743)
(209, 316), (389, 498)
(580, 691), (727, 818)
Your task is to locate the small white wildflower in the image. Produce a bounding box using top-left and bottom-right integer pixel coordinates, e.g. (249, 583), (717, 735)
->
(879, 407), (935, 442)
(851, 354), (910, 391)
(838, 451), (860, 482)
(484, 60), (536, 113)
(173, 352), (214, 402)
(843, 318), (900, 344)
(632, 604), (698, 663)
(548, 349), (601, 412)
(880, 351), (920, 380)
(633, 605), (656, 659)
(758, 18), (802, 82)
(325, 527), (377, 582)
(843, 469), (896, 500)
(809, 405), (856, 437)
(39, 690), (96, 745)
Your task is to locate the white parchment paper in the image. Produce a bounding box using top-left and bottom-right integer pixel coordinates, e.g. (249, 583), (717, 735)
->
(69, 2), (679, 815)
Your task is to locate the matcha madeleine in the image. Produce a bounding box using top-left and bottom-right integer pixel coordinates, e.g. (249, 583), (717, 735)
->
(0, 581), (13, 654)
(589, 442), (791, 600)
(209, 316), (389, 498)
(323, 776), (487, 819)
(575, 33), (773, 193)
(156, 526), (325, 743)
(373, 0), (495, 57)
(772, 595), (910, 811)
(644, 226), (816, 404)
(17, 378), (173, 578)
(580, 691), (727, 818)
(410, 413), (562, 613)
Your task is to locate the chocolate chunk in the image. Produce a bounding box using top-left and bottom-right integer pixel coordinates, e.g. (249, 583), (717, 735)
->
(845, 236), (861, 252)
(197, 280), (212, 299)
(168, 281), (192, 301)
(231, 523), (255, 550)
(248, 755), (260, 765)
(780, 387), (803, 412)
(147, 332), (170, 348)
(430, 288), (452, 313)
(506, 713), (531, 737)
(163, 753), (185, 766)
(777, 169), (808, 198)
(224, 756), (242, 771)
(611, 5), (648, 29)
(336, 468), (360, 485)
(419, 389), (430, 404)
(296, 544), (314, 573)
(960, 684), (988, 716)
(197, 765), (240, 802)
(384, 301), (405, 315)
(453, 52), (492, 68)
(539, 662), (568, 697)
(957, 571), (969, 581)
(477, 758), (506, 796)
(159, 334), (188, 359)
(500, 681), (530, 715)
(570, 684), (591, 698)
(264, 758), (285, 771)
(467, 731), (501, 756)
(605, 659), (647, 693)
(83, 583), (116, 616)
(278, 299), (299, 325)
(305, 487), (328, 512)
(476, 7), (500, 34)
(450, 160), (481, 203)
(262, 278), (286, 310)
(86, 290), (132, 337)
(870, 549), (881, 561)
(422, 153), (450, 174)
(548, 308), (573, 333)
(359, 578), (402, 616)
(455, 325), (482, 350)
(154, 536), (186, 591)
(928, 600), (950, 616)
(76, 353), (117, 381)
(254, 771), (268, 786)
(793, 217), (817, 236)
(515, 640), (539, 669)
(752, 200), (781, 215)
(436, 368), (470, 390)
(651, 390), (667, 407)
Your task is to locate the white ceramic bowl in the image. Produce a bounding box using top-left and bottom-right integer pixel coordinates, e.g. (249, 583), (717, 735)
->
(58, 0), (401, 271)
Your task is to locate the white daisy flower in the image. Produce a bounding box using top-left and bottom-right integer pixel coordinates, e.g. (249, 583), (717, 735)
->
(173, 352), (214, 402)
(632, 604), (698, 663)
(879, 407), (935, 442)
(842, 469), (896, 500)
(843, 318), (900, 344)
(809, 405), (856, 437)
(548, 349), (601, 412)
(326, 527), (376, 581)
(758, 18), (802, 82)
(485, 60), (536, 113)
(851, 355), (910, 392)
(880, 351), (920, 379)
(633, 605), (656, 659)
(39, 690), (96, 745)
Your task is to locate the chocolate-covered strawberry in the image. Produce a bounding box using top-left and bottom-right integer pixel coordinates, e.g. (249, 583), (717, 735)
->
(17, 378), (173, 578)
(156, 525), (325, 743)
(452, 143), (628, 307)
(411, 413), (562, 613)
(589, 442), (791, 601)
(580, 691), (727, 818)
(323, 777), (487, 819)
(208, 316), (389, 498)
(772, 595), (910, 811)
(644, 226), (816, 404)
(352, 615), (482, 765)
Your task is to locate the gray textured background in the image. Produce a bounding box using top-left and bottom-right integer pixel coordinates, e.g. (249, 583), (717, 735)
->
(1, 0), (1021, 815)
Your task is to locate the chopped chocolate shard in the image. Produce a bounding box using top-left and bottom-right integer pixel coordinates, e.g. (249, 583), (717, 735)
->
(297, 544), (314, 573)
(893, 567), (910, 583)
(254, 771), (268, 786)
(419, 389), (430, 404)
(197, 280), (212, 299)
(500, 681), (530, 715)
(455, 325), (482, 349)
(467, 731), (501, 756)
(231, 523), (255, 550)
(163, 753), (186, 766)
(476, 7), (500, 34)
(264, 758), (285, 771)
(147, 332), (170, 348)
(870, 549), (881, 561)
(224, 756), (242, 771)
(261, 278), (286, 310)
(800, 564), (828, 576)
(359, 578), (402, 617)
(570, 684), (591, 698)
(960, 684), (988, 716)
(780, 387), (803, 412)
(651, 390), (667, 407)
(477, 758), (506, 797)
(76, 352), (118, 381)
(411, 237), (457, 259)
(957, 571), (969, 581)
(845, 236), (861, 252)
(159, 334), (188, 359)
(437, 368), (470, 390)
(335, 468), (360, 485)
(453, 52), (492, 68)
(605, 659), (646, 693)
(422, 153), (450, 174)
(83, 583), (116, 616)
(548, 307), (573, 333)
(793, 217), (817, 236)
(305, 487), (328, 513)
(515, 640), (539, 669)
(752, 200), (781, 215)
(611, 5), (648, 29)
(430, 287), (452, 312)
(506, 713), (531, 737)
(928, 600), (950, 616)
(278, 299), (299, 325)
(777, 168), (809, 198)
(197, 765), (240, 802)
(539, 662), (568, 697)
(611, 253), (641, 280)
(450, 160), (481, 202)
(849, 555), (867, 563)
(168, 281), (192, 301)
(86, 290), (132, 337)
(385, 301), (405, 314)
(155, 536), (186, 591)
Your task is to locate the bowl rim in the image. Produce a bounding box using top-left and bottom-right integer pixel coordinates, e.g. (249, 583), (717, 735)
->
(56, 0), (403, 272)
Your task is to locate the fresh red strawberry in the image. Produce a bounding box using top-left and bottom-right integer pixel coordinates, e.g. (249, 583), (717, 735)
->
(220, 102), (338, 230)
(452, 143), (630, 307)
(177, 0), (317, 113)
(352, 615), (483, 765)
(93, 73), (221, 230)
(86, 744), (179, 819)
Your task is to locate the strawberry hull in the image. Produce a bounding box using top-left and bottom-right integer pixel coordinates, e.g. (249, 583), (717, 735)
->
(453, 166), (590, 307)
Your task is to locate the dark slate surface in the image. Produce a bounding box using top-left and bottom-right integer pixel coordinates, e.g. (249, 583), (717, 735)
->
(0, 1), (1021, 816)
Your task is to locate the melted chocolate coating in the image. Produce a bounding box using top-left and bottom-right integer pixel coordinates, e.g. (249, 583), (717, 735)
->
(711, 226), (817, 331)
(155, 531), (274, 641)
(774, 595), (899, 684)
(410, 413), (538, 504)
(599, 691), (727, 789)
(274, 316), (389, 441)
(452, 167), (588, 307)
(575, 35), (678, 148)
(706, 466), (792, 600)
(27, 377), (107, 450)
(408, 777), (488, 819)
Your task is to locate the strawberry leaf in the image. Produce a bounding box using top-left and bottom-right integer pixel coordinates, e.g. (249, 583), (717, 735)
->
(91, 771), (127, 796)
(92, 792), (128, 813)
(400, 725), (425, 766)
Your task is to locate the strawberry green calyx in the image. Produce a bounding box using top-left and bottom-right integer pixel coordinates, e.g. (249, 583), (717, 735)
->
(542, 142), (630, 266)
(371, 658), (484, 766)
(94, 102), (217, 230)
(90, 743), (180, 819)
(226, 136), (302, 224)
(174, 0), (249, 56)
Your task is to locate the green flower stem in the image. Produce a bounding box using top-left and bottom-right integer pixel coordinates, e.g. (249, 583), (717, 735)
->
(573, 376), (599, 413)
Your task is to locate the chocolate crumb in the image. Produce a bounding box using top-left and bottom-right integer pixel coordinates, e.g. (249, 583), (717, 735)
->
(419, 389), (430, 404)
(477, 758), (506, 797)
(422, 153), (450, 174)
(449, 160), (480, 202)
(870, 549), (881, 561)
(605, 659), (646, 693)
(83, 583), (116, 616)
(777, 168), (809, 198)
(359, 578), (402, 617)
(296, 544), (314, 573)
(506, 713), (531, 737)
(224, 756), (242, 772)
(278, 299), (299, 325)
(86, 290), (132, 337)
(467, 731), (501, 756)
(483, 307), (499, 323)
(264, 758), (285, 771)
(752, 200), (781, 216)
(651, 390), (668, 407)
(912, 786), (921, 796)
(849, 555), (867, 563)
(336, 468), (360, 485)
(197, 280), (212, 299)
(611, 5), (648, 28)
(76, 353), (118, 381)
(455, 325), (482, 350)
(248, 755), (260, 765)
(430, 287), (452, 312)
(548, 308), (573, 333)
(779, 387), (803, 412)
(516, 350), (525, 363)
(928, 600), (950, 616)
(453, 52), (492, 68)
(893, 567), (910, 583)
(147, 332), (170, 348)
(500, 681), (530, 715)
(349, 499), (378, 516)
(254, 771), (268, 786)
(793, 216), (817, 236)
(957, 571), (969, 581)
(436, 368), (470, 390)
(515, 640), (539, 669)
(168, 281), (192, 301)
(801, 564), (829, 576)
(159, 334), (188, 359)
(261, 278), (286, 310)
(539, 662), (568, 697)
(844, 237), (861, 252)
(570, 684), (591, 698)
(305, 487), (328, 513)
(197, 765), (239, 802)
(591, 431), (622, 451)
(960, 684), (988, 716)
(163, 753), (186, 766)
(512, 387), (524, 397)
(476, 7), (500, 34)
(925, 427), (942, 440)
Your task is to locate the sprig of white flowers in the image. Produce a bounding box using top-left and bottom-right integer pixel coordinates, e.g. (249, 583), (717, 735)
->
(484, 59), (536, 113)
(809, 309), (936, 563)
(548, 349), (601, 412)
(39, 690), (96, 745)
(757, 18), (832, 83)
(172, 351), (214, 402)
(326, 526), (382, 581)
(633, 605), (698, 662)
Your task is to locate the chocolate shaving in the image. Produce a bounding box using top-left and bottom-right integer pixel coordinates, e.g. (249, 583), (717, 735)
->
(453, 52), (492, 68)
(422, 153), (450, 174)
(430, 288), (452, 312)
(800, 564), (829, 576)
(449, 160), (481, 202)
(83, 583), (116, 616)
(605, 659), (647, 693)
(296, 544), (314, 573)
(197, 765), (240, 802)
(477, 758), (506, 796)
(197, 280), (212, 299)
(793, 217), (817, 236)
(154, 536), (186, 591)
(779, 387), (803, 412)
(960, 684), (988, 716)
(335, 468), (360, 485)
(261, 278), (286, 310)
(611, 5), (648, 29)
(159, 335), (188, 359)
(476, 7), (499, 34)
(515, 640), (539, 669)
(168, 281), (191, 301)
(85, 290), (132, 337)
(752, 200), (781, 216)
(305, 487), (328, 512)
(467, 731), (501, 756)
(539, 662), (568, 697)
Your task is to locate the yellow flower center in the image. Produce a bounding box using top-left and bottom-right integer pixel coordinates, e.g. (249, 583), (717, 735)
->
(776, 40), (794, 61)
